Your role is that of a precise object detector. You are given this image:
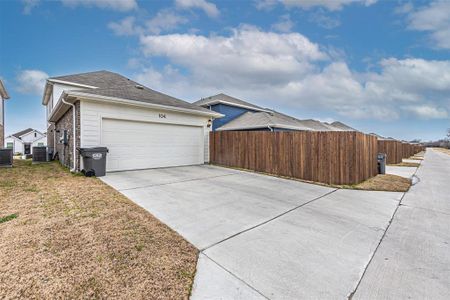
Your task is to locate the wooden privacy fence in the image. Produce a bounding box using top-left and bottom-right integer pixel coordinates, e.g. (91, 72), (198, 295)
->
(378, 140), (424, 164)
(377, 140), (403, 164)
(210, 131), (378, 185)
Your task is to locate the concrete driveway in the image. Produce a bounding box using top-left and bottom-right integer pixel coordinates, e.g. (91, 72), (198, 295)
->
(102, 164), (405, 299)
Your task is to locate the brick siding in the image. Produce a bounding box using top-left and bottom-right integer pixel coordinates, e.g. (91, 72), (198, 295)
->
(0, 124), (4, 148)
(53, 101), (81, 170)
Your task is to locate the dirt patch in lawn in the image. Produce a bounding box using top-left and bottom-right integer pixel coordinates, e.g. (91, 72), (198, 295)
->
(388, 162), (420, 167)
(337, 174), (411, 192)
(0, 160), (197, 299)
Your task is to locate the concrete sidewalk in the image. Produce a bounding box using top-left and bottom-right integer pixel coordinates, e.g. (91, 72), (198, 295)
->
(353, 149), (450, 299)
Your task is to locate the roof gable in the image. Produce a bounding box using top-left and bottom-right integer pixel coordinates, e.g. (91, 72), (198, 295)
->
(49, 70), (136, 89)
(11, 128), (34, 138)
(194, 93), (268, 112)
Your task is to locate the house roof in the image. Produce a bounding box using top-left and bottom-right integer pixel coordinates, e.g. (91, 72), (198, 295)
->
(216, 111), (356, 132)
(11, 128), (34, 138)
(327, 121), (356, 131)
(0, 79), (10, 99)
(196, 93), (358, 132)
(216, 111), (314, 131)
(193, 93), (268, 112)
(49, 70), (136, 88)
(46, 70), (219, 117)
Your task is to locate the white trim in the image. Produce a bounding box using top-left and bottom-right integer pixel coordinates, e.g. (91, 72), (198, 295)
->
(67, 91), (224, 118)
(198, 99), (270, 113)
(47, 79), (98, 89)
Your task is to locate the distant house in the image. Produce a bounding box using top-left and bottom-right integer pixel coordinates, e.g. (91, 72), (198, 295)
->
(0, 79), (10, 147)
(194, 93), (356, 132)
(4, 128), (46, 155)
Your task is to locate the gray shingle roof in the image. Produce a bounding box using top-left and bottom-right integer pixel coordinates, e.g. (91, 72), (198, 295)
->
(70, 85), (214, 114)
(196, 93), (358, 132)
(50, 70), (136, 88)
(11, 128), (34, 138)
(194, 93), (267, 111)
(328, 121), (356, 131)
(50, 70), (215, 115)
(216, 111), (355, 132)
(217, 111), (313, 131)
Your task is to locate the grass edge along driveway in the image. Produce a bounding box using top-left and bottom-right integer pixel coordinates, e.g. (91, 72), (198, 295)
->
(0, 160), (197, 299)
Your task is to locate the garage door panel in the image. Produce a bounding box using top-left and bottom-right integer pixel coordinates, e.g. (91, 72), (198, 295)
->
(102, 118), (204, 172)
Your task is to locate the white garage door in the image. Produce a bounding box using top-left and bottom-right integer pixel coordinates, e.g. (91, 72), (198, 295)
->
(102, 118), (204, 172)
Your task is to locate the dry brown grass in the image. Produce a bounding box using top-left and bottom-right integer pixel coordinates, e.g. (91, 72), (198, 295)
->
(388, 162), (420, 167)
(0, 160), (197, 299)
(339, 174), (411, 192)
(436, 148), (450, 156)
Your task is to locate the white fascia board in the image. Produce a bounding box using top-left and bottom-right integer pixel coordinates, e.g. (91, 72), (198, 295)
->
(47, 79), (98, 89)
(199, 99), (270, 113)
(43, 79), (98, 105)
(67, 91), (224, 119)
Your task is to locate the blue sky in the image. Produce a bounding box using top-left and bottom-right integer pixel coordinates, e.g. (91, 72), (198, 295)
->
(1, 0), (449, 141)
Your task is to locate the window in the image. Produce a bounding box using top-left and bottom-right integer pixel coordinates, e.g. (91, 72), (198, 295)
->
(6, 142), (13, 149)
(34, 132), (37, 137)
(38, 142), (44, 146)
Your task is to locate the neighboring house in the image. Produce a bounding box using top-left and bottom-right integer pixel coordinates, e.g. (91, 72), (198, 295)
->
(0, 79), (10, 147)
(194, 93), (356, 132)
(42, 70), (222, 173)
(4, 128), (47, 155)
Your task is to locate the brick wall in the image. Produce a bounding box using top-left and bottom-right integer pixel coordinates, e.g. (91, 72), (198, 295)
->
(0, 124), (4, 148)
(47, 123), (55, 150)
(54, 101), (81, 170)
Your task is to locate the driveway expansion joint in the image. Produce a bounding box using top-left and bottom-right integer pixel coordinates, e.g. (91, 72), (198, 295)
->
(118, 173), (238, 191)
(347, 190), (407, 299)
(202, 253), (271, 300)
(200, 188), (338, 251)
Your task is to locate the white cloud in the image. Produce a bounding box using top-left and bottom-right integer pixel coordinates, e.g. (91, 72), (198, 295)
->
(255, 0), (377, 11)
(405, 0), (450, 49)
(404, 105), (448, 119)
(271, 14), (295, 32)
(175, 0), (220, 17)
(108, 11), (188, 36)
(22, 0), (40, 14)
(61, 0), (137, 11)
(135, 28), (450, 121)
(108, 16), (142, 36)
(16, 70), (48, 95)
(308, 9), (341, 29)
(140, 26), (327, 88)
(146, 10), (188, 34)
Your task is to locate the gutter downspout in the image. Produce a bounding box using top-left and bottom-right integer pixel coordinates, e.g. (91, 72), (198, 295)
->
(268, 125), (274, 132)
(61, 97), (77, 172)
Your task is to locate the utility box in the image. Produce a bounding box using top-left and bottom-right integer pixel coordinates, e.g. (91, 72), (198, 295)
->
(78, 147), (109, 177)
(32, 147), (48, 163)
(377, 153), (387, 174)
(0, 148), (13, 168)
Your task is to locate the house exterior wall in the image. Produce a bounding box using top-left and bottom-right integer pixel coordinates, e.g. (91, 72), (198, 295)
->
(0, 125), (3, 148)
(20, 130), (45, 143)
(54, 101), (80, 169)
(4, 137), (23, 154)
(0, 98), (4, 146)
(209, 103), (258, 131)
(79, 100), (211, 163)
(32, 136), (47, 148)
(47, 123), (55, 150)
